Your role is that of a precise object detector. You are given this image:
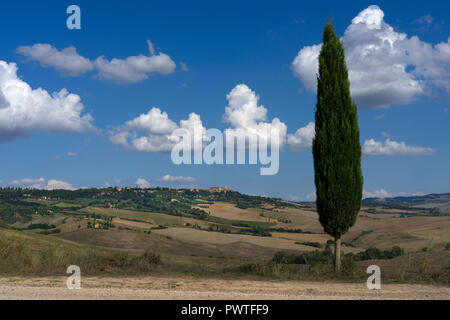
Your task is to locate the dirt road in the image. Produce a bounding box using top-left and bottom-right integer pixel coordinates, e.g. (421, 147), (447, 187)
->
(0, 276), (448, 300)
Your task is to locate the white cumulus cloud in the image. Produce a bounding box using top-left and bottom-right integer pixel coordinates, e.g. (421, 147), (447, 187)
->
(292, 5), (450, 109)
(0, 60), (96, 142)
(223, 84), (313, 152)
(110, 84), (313, 153)
(45, 179), (74, 190)
(16, 44), (94, 76)
(124, 107), (178, 135)
(287, 122), (315, 152)
(9, 177), (74, 190)
(16, 41), (176, 84)
(135, 178), (151, 188)
(362, 138), (436, 156)
(157, 174), (196, 182)
(223, 84), (288, 149)
(109, 108), (206, 153)
(363, 189), (425, 199)
(10, 178), (45, 189)
(94, 40), (176, 83)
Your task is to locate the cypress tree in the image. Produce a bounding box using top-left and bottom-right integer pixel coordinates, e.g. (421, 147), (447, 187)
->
(312, 20), (363, 273)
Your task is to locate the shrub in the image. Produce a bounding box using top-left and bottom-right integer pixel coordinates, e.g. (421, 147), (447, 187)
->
(272, 247), (333, 266)
(140, 249), (161, 265)
(341, 255), (358, 278)
(248, 226), (271, 237)
(351, 246), (404, 261)
(272, 251), (286, 263)
(272, 252), (296, 264)
(38, 228), (61, 235)
(273, 246), (404, 268)
(26, 223), (56, 230)
(390, 246), (404, 258)
(151, 225), (168, 230)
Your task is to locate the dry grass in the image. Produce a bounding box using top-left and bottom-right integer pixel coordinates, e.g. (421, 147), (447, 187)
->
(57, 228), (275, 262)
(198, 203), (270, 222)
(0, 228), (161, 276)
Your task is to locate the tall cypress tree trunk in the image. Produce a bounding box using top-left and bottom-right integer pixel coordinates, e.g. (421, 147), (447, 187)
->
(334, 237), (341, 273)
(312, 20), (363, 277)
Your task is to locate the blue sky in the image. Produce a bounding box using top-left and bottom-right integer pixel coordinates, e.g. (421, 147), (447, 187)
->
(0, 1), (449, 200)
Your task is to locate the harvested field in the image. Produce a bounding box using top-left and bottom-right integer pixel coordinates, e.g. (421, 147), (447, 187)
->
(153, 227), (316, 251)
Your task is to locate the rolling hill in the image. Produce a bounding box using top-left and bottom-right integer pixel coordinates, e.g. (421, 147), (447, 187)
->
(0, 187), (448, 284)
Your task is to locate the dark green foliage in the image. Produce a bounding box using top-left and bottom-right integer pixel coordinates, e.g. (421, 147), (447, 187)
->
(313, 20), (363, 239)
(272, 245), (403, 266)
(38, 228), (61, 235)
(267, 228), (308, 234)
(272, 246), (334, 266)
(248, 225), (272, 237)
(345, 246), (404, 261)
(230, 221), (271, 237)
(25, 223), (56, 230)
(150, 225), (168, 230)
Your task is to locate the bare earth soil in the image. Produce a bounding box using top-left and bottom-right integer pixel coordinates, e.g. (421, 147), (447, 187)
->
(0, 276), (448, 300)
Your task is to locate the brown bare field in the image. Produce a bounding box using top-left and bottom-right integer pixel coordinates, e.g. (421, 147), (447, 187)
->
(267, 208), (326, 233)
(153, 227), (317, 251)
(200, 203), (270, 222)
(250, 206), (450, 252)
(342, 215), (450, 251)
(112, 217), (154, 230)
(56, 228), (288, 262)
(78, 203), (449, 254)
